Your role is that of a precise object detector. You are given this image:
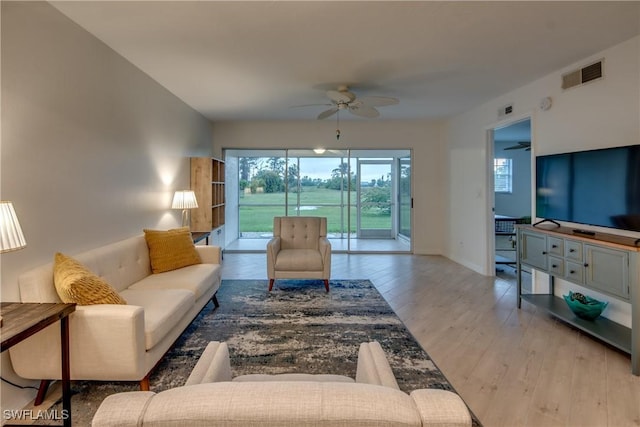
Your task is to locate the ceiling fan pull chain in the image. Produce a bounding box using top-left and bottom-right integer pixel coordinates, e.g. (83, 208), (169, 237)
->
(336, 110), (341, 140)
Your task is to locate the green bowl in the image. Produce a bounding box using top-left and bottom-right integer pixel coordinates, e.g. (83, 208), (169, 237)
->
(563, 291), (607, 321)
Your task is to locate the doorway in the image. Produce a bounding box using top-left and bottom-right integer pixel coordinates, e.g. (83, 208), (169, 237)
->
(357, 160), (394, 238)
(490, 118), (532, 271)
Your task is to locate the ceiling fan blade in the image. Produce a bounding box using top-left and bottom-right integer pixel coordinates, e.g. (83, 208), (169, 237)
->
(504, 141), (531, 150)
(326, 89), (356, 104)
(289, 103), (332, 109)
(317, 107), (339, 120)
(357, 96), (399, 107)
(349, 104), (380, 118)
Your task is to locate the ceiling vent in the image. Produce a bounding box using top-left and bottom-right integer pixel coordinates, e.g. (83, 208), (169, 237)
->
(562, 59), (603, 90)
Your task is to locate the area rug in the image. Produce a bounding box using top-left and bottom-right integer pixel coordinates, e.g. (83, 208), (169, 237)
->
(51, 279), (480, 426)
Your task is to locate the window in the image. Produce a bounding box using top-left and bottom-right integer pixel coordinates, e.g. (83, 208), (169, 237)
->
(494, 158), (512, 193)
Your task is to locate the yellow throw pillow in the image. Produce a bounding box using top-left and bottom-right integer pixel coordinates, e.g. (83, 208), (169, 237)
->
(143, 227), (201, 274)
(53, 253), (127, 305)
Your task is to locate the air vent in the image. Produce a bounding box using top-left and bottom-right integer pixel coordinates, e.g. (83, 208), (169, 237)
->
(562, 59), (603, 90)
(498, 103), (513, 119)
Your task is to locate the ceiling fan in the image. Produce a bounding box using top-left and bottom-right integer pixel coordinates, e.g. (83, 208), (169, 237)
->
(504, 141), (531, 151)
(297, 85), (399, 120)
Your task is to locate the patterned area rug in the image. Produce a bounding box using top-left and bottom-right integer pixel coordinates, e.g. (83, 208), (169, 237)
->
(56, 279), (480, 426)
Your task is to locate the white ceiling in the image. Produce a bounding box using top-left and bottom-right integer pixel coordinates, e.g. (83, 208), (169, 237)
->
(50, 1), (640, 122)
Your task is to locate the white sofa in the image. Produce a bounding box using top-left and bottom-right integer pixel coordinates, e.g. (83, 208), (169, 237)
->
(92, 341), (473, 427)
(8, 234), (222, 399)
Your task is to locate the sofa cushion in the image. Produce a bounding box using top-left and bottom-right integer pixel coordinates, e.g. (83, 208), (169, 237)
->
(275, 249), (323, 271)
(233, 373), (354, 383)
(53, 253), (127, 305)
(120, 289), (194, 350)
(143, 227), (201, 274)
(129, 263), (221, 300)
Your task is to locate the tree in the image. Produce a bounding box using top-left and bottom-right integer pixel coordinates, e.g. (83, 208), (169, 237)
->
(325, 162), (354, 190)
(253, 169), (283, 193)
(262, 157), (286, 175)
(239, 157), (257, 181)
(361, 186), (391, 215)
(287, 164), (300, 190)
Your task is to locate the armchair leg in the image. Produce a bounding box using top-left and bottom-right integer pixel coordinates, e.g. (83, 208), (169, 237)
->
(212, 293), (220, 308)
(324, 280), (330, 292)
(34, 380), (51, 406)
(268, 279), (275, 291)
(140, 375), (150, 391)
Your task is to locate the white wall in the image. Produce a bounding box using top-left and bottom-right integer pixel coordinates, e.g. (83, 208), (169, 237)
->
(0, 2), (213, 413)
(446, 35), (640, 275)
(213, 119), (446, 254)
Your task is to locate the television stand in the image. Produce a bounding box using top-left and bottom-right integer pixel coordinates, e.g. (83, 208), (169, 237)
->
(516, 224), (640, 375)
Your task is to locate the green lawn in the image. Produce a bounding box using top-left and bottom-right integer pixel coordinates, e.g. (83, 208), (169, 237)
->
(239, 187), (391, 233)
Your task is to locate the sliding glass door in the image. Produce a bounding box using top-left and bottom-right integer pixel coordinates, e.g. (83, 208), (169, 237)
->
(398, 156), (411, 240)
(226, 148), (411, 253)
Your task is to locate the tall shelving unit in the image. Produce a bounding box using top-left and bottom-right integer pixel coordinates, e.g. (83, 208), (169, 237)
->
(190, 157), (225, 248)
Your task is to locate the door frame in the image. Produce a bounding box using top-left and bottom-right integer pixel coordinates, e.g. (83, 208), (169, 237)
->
(356, 159), (395, 238)
(485, 113), (533, 275)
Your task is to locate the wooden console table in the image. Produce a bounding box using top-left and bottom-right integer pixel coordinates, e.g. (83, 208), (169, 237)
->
(1, 302), (76, 426)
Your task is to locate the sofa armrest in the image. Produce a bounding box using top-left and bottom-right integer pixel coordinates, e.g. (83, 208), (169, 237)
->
(410, 389), (472, 427)
(9, 305), (146, 380)
(196, 245), (222, 264)
(185, 341), (232, 385)
(266, 237), (281, 278)
(319, 237), (331, 275)
(92, 391), (155, 427)
(355, 341), (399, 389)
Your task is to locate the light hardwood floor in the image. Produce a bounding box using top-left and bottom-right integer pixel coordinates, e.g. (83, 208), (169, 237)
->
(221, 252), (640, 427)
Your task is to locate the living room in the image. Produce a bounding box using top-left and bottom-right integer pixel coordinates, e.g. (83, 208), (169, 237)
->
(2, 1), (639, 426)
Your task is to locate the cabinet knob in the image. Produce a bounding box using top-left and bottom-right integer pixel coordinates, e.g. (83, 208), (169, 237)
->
(583, 263), (589, 267)
(542, 251), (548, 255)
(552, 244), (558, 248)
(552, 264), (558, 268)
(570, 270), (576, 274)
(569, 249), (575, 253)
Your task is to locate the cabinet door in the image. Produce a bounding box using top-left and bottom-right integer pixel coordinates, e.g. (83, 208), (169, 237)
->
(584, 245), (629, 299)
(520, 231), (547, 270)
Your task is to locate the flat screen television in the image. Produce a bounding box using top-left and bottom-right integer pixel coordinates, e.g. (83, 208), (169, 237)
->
(536, 144), (640, 232)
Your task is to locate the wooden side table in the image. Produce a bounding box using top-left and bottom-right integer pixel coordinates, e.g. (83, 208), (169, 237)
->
(1, 302), (76, 426)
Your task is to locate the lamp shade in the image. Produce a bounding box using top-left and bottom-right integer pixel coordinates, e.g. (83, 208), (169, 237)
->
(171, 190), (198, 209)
(0, 201), (27, 253)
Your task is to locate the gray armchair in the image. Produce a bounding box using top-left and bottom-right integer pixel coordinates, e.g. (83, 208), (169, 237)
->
(266, 216), (331, 292)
